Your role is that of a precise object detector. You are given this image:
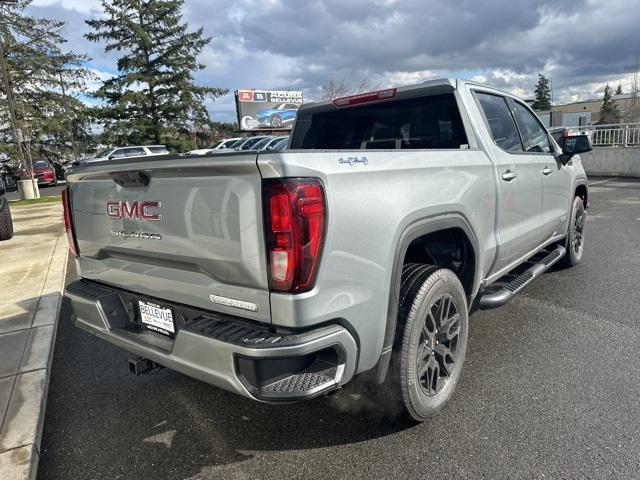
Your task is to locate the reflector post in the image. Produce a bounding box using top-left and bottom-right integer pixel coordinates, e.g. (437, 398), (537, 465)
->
(61, 187), (80, 256)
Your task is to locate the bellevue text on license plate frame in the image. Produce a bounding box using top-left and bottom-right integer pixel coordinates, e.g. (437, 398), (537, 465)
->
(138, 300), (175, 336)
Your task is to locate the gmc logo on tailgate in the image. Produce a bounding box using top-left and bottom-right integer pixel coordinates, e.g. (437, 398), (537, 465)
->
(106, 201), (162, 221)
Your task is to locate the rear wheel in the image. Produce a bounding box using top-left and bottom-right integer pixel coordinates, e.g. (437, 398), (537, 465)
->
(0, 201), (14, 241)
(562, 196), (585, 267)
(270, 115), (282, 128)
(391, 264), (469, 421)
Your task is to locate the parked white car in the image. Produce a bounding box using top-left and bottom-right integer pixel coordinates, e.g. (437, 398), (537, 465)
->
(187, 138), (243, 155)
(233, 136), (273, 151)
(87, 145), (169, 163)
(253, 136), (289, 151)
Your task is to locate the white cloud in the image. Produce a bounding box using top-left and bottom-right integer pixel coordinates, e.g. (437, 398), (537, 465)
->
(83, 68), (114, 93)
(382, 70), (438, 87)
(31, 0), (101, 14)
(25, 0), (640, 122)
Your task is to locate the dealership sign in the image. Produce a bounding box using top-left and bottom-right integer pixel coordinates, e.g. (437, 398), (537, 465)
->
(235, 90), (303, 131)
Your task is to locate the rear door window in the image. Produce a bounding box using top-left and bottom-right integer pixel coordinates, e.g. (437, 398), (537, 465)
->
(290, 93), (468, 150)
(475, 93), (522, 152)
(124, 147), (146, 157)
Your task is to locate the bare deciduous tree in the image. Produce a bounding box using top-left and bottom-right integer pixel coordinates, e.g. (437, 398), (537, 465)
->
(317, 75), (378, 102)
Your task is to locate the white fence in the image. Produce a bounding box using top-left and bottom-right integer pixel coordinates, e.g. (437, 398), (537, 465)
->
(551, 122), (640, 147)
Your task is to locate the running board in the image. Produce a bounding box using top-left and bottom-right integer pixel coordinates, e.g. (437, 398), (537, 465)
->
(478, 245), (566, 310)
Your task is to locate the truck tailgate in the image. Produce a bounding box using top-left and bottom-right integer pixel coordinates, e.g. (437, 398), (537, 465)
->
(67, 154), (270, 323)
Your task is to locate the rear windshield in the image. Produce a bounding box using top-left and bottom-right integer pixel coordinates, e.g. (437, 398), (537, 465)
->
(290, 93), (467, 150)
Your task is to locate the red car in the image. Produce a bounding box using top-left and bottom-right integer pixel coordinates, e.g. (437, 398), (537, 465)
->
(17, 160), (58, 186)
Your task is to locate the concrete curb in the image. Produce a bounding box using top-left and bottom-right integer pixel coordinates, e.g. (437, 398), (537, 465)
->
(0, 205), (68, 480)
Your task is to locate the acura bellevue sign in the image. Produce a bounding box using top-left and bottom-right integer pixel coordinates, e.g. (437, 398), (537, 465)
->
(235, 89), (303, 131)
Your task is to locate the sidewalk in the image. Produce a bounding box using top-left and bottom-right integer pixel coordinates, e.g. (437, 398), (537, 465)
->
(0, 202), (68, 480)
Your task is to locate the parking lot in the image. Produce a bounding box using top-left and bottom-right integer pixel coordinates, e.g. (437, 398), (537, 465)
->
(37, 177), (640, 480)
(5, 184), (65, 201)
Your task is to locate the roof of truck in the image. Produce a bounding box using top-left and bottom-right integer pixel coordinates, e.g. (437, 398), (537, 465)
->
(299, 78), (517, 114)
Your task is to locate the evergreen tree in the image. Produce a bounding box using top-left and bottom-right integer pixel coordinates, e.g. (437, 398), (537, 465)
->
(532, 73), (551, 110)
(86, 0), (228, 148)
(599, 84), (621, 124)
(615, 84), (623, 95)
(0, 0), (93, 169)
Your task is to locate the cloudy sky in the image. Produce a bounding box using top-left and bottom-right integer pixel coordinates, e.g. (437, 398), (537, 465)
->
(28, 0), (640, 123)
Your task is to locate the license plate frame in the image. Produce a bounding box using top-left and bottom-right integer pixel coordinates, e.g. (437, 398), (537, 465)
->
(138, 300), (175, 337)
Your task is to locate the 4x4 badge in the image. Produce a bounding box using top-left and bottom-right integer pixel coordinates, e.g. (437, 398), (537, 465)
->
(338, 156), (368, 166)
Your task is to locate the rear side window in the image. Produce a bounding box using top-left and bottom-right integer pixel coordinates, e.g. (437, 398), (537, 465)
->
(511, 102), (553, 153)
(476, 93), (522, 152)
(147, 146), (169, 154)
(290, 93), (468, 150)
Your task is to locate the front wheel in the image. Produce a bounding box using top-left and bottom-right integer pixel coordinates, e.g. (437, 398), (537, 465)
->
(562, 196), (586, 267)
(392, 264), (469, 421)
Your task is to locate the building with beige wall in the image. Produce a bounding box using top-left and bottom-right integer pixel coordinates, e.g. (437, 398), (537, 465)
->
(536, 93), (639, 127)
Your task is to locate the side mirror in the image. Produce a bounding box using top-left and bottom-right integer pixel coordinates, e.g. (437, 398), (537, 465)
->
(557, 130), (592, 164)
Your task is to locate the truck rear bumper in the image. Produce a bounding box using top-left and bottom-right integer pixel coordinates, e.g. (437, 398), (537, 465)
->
(65, 279), (358, 403)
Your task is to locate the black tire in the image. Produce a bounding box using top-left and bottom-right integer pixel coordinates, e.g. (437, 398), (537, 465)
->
(562, 196), (586, 267)
(0, 200), (14, 241)
(270, 115), (282, 128)
(391, 264), (469, 421)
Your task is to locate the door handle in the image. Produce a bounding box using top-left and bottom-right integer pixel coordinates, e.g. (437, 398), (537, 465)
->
(501, 170), (517, 181)
(542, 167), (553, 176)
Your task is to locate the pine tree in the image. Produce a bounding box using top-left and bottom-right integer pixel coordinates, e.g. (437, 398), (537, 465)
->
(599, 84), (621, 124)
(615, 84), (623, 95)
(86, 0), (228, 148)
(532, 73), (551, 111)
(0, 0), (93, 170)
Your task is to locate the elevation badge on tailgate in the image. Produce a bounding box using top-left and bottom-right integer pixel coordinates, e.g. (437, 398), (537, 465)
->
(210, 294), (258, 312)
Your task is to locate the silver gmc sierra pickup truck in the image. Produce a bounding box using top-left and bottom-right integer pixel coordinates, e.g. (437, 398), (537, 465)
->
(63, 78), (591, 421)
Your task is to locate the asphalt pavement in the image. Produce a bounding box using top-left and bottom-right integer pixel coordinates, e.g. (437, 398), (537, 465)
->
(6, 184), (65, 202)
(38, 177), (640, 480)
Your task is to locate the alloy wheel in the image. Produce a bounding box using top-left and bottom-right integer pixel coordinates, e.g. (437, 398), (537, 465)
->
(572, 205), (585, 254)
(416, 294), (461, 396)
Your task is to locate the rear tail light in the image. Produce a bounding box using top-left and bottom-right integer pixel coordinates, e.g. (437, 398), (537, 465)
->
(263, 178), (326, 292)
(332, 88), (396, 107)
(61, 187), (79, 256)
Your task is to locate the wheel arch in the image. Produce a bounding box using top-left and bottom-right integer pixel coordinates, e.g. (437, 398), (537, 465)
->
(373, 214), (480, 384)
(575, 182), (588, 208)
